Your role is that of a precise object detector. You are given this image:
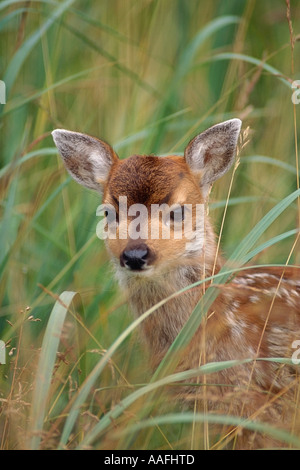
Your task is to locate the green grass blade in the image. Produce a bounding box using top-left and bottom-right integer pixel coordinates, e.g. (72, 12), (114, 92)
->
(207, 52), (291, 88)
(210, 196), (265, 209)
(29, 291), (79, 450)
(119, 412), (300, 449)
(174, 16), (240, 82)
(0, 148), (57, 179)
(146, 15), (241, 153)
(246, 229), (299, 261)
(241, 155), (298, 175)
(0, 174), (19, 280)
(2, 65), (109, 117)
(0, 0), (56, 11)
(77, 359), (253, 449)
(77, 357), (300, 449)
(60, 21), (160, 100)
(57, 292), (186, 448)
(0, 8), (35, 32)
(3, 0), (75, 99)
(228, 188), (300, 264)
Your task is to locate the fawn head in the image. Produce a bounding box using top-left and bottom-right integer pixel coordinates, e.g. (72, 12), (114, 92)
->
(52, 119), (241, 277)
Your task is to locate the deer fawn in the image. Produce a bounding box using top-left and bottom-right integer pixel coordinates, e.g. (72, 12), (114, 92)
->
(52, 119), (300, 449)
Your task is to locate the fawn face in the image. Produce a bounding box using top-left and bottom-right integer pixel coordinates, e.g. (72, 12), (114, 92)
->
(52, 119), (241, 277)
(101, 153), (206, 274)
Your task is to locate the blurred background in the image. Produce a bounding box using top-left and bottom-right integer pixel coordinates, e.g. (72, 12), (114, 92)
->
(0, 0), (299, 449)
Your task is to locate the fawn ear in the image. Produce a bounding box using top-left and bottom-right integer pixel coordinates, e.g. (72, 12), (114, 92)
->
(52, 129), (118, 193)
(184, 119), (242, 193)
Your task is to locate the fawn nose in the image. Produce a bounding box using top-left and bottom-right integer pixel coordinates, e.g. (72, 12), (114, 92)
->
(120, 243), (152, 271)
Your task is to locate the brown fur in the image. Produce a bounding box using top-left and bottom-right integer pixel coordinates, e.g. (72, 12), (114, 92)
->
(52, 120), (300, 449)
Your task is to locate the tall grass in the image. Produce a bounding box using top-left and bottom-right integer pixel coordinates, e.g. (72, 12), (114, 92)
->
(0, 0), (299, 449)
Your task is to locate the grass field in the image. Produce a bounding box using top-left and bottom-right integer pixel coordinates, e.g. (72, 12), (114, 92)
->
(0, 0), (300, 450)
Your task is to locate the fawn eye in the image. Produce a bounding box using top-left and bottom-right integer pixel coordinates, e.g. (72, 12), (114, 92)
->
(170, 206), (185, 222)
(104, 207), (118, 224)
(164, 205), (185, 227)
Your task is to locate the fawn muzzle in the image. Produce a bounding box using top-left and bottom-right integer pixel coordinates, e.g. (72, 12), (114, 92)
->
(120, 243), (154, 271)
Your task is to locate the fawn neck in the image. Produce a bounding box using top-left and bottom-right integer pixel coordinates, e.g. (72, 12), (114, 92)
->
(114, 223), (221, 361)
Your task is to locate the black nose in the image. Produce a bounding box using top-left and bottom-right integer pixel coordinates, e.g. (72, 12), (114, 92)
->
(120, 244), (150, 271)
